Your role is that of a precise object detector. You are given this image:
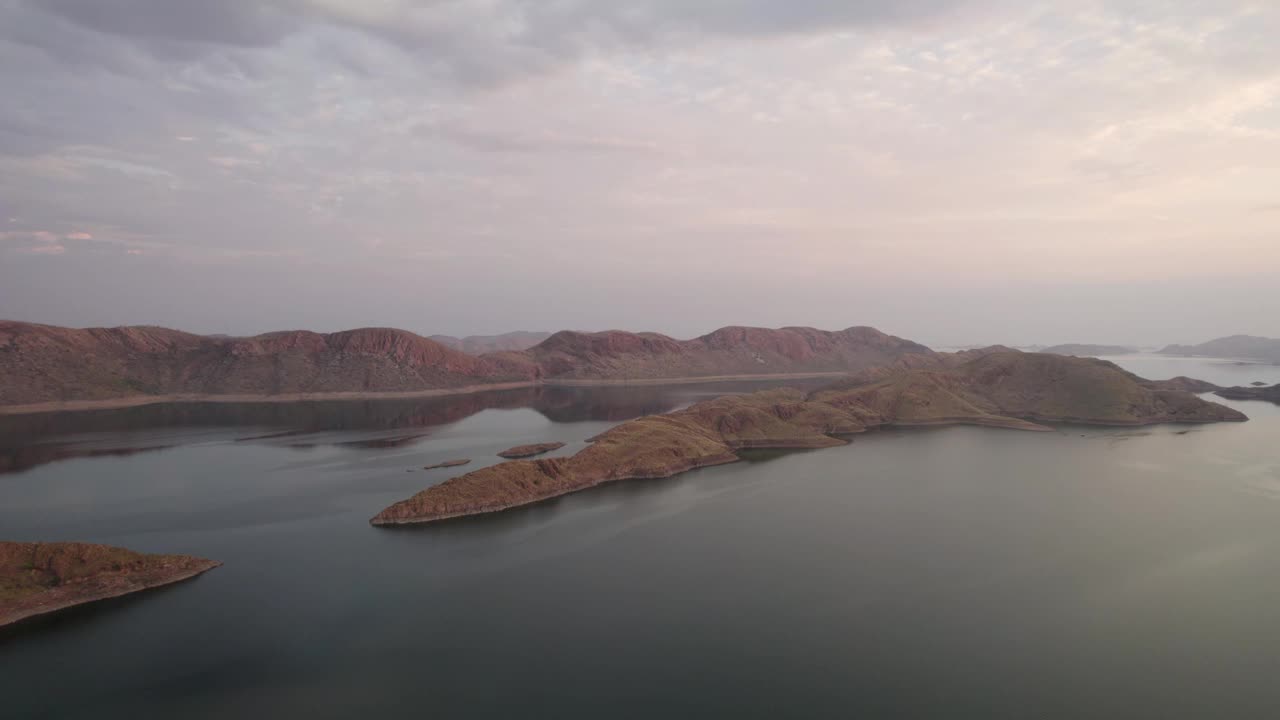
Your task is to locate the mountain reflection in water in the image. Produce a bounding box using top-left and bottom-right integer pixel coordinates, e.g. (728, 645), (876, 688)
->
(0, 379), (828, 476)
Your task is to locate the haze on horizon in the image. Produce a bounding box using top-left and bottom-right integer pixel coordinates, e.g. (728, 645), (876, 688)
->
(1, 0), (1277, 348)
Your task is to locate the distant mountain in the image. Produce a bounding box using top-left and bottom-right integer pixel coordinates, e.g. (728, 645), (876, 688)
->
(430, 331), (552, 355)
(1042, 344), (1137, 357)
(0, 321), (934, 409)
(524, 326), (932, 381)
(0, 322), (537, 407)
(1159, 335), (1280, 363)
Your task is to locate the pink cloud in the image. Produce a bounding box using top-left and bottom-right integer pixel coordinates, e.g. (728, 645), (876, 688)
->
(0, 230), (58, 243)
(23, 244), (66, 255)
(65, 232), (93, 240)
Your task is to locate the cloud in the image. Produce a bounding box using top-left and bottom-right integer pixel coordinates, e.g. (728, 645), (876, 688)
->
(33, 0), (296, 50)
(426, 122), (661, 155)
(14, 0), (978, 87)
(0, 230), (58, 243)
(2, 0), (1279, 342)
(21, 243), (66, 255)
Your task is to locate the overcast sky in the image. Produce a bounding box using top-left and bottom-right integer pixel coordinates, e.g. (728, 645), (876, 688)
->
(1, 0), (1277, 347)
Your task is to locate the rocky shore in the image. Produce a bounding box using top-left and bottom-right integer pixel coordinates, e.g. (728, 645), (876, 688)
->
(1, 542), (221, 628)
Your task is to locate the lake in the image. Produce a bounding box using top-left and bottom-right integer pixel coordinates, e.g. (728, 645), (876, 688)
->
(2, 358), (1280, 718)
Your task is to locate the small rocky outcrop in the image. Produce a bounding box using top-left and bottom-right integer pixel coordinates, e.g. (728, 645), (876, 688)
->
(497, 442), (566, 459)
(424, 459), (471, 470)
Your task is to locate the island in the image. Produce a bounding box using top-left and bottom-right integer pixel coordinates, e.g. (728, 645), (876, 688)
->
(1149, 376), (1222, 393)
(498, 442), (566, 459)
(424, 459), (471, 470)
(371, 352), (1246, 526)
(1215, 384), (1280, 404)
(1159, 335), (1280, 364)
(1, 541), (221, 628)
(1042, 344), (1137, 356)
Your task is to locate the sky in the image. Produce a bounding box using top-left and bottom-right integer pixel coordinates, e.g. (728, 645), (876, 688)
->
(1, 0), (1277, 348)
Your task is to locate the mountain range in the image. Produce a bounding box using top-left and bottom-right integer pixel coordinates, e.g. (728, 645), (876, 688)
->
(0, 321), (930, 409)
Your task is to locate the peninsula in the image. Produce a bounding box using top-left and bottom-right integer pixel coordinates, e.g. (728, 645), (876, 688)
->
(371, 352), (1246, 526)
(1, 541), (221, 628)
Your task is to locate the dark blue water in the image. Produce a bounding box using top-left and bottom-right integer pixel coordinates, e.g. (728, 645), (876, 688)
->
(2, 363), (1279, 719)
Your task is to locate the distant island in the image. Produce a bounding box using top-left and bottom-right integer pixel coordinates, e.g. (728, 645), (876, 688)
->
(0, 321), (931, 412)
(429, 331), (552, 355)
(1160, 335), (1280, 364)
(371, 352), (1247, 526)
(1215, 384), (1280, 404)
(1042, 344), (1137, 357)
(1, 542), (220, 628)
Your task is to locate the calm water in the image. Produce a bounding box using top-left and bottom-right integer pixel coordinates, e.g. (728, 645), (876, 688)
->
(2, 361), (1280, 718)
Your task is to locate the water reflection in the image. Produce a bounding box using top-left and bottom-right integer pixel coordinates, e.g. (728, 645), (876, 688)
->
(0, 379), (826, 476)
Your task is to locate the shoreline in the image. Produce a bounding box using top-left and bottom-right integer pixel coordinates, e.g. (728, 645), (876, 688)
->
(0, 373), (856, 416)
(0, 559), (222, 629)
(372, 453), (744, 527)
(370, 412), (1223, 527)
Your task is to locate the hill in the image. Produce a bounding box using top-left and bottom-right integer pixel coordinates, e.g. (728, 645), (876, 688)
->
(0, 321), (537, 407)
(372, 352), (1245, 525)
(1159, 335), (1280, 363)
(525, 325), (931, 381)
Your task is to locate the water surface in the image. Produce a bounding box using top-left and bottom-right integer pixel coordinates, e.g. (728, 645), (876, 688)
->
(2, 362), (1279, 718)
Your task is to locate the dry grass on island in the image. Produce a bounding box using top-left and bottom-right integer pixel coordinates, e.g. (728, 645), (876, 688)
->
(371, 352), (1246, 526)
(1, 542), (220, 628)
